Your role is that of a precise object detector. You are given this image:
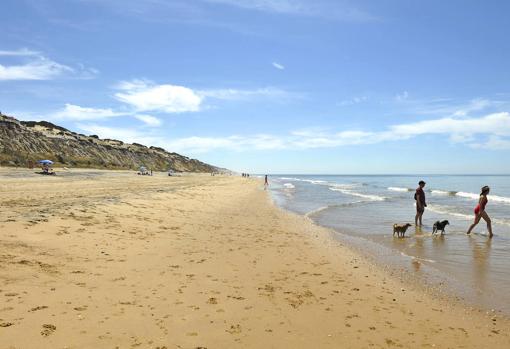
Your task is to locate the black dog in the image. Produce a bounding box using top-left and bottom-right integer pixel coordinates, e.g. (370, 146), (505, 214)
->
(432, 220), (449, 235)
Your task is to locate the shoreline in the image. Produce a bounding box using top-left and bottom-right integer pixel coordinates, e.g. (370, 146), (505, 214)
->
(270, 174), (510, 317)
(269, 183), (509, 318)
(1, 169), (509, 348)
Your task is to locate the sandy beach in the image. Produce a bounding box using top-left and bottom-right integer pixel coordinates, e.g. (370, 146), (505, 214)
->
(1, 169), (509, 349)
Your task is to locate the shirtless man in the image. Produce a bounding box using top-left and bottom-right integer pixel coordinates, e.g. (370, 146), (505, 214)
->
(415, 180), (427, 226)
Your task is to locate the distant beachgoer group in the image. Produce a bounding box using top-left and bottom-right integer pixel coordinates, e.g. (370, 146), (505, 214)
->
(413, 180), (493, 238)
(241, 173), (250, 178)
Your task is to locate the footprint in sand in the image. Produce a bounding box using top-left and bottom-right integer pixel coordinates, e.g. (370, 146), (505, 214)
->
(226, 324), (242, 334)
(41, 324), (56, 336)
(29, 305), (48, 312)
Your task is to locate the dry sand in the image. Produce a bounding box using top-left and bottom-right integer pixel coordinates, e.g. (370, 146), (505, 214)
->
(1, 168), (509, 348)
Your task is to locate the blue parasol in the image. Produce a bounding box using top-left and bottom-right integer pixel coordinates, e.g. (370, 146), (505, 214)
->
(38, 160), (54, 165)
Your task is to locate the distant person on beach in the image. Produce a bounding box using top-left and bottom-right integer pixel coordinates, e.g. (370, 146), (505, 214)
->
(467, 185), (493, 238)
(264, 175), (269, 190)
(414, 180), (427, 226)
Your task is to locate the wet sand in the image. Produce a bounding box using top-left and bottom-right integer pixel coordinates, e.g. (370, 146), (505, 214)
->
(1, 168), (509, 348)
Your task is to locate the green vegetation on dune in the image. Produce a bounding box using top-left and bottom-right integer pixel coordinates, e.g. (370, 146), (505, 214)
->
(0, 113), (220, 172)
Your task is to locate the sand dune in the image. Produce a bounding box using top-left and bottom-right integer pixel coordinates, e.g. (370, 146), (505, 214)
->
(0, 168), (509, 348)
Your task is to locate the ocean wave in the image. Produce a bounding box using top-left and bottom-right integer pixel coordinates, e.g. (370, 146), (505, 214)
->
(455, 191), (510, 204)
(431, 189), (458, 196)
(305, 205), (330, 217)
(279, 177), (302, 181)
(427, 204), (473, 220)
(283, 183), (295, 189)
(278, 177), (369, 191)
(456, 191), (480, 200)
(427, 204), (510, 226)
(330, 183), (361, 190)
(491, 195), (510, 204)
(304, 200), (366, 217)
(329, 187), (386, 201)
(278, 177), (330, 186)
(308, 180), (328, 184)
(388, 187), (411, 192)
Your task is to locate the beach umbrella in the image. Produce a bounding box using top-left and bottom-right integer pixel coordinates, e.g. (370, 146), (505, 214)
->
(38, 160), (53, 165)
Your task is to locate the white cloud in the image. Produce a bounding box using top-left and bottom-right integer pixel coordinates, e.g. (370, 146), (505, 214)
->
(0, 56), (74, 81)
(47, 104), (164, 126)
(272, 62), (285, 70)
(338, 96), (367, 106)
(134, 114), (162, 127)
(76, 123), (156, 145)
(200, 0), (376, 21)
(389, 112), (510, 138)
(112, 80), (293, 113)
(471, 136), (510, 150)
(452, 98), (495, 117)
(165, 112), (510, 153)
(0, 48), (39, 56)
(66, 112), (510, 155)
(395, 91), (409, 102)
(389, 96), (507, 119)
(51, 103), (125, 120)
(165, 134), (287, 153)
(0, 49), (98, 80)
(114, 80), (203, 113)
(198, 87), (289, 100)
(203, 0), (306, 14)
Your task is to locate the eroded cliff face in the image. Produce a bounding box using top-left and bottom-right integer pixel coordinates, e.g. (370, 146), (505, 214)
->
(0, 113), (219, 172)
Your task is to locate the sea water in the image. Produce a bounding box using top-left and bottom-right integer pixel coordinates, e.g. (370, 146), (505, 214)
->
(268, 175), (510, 314)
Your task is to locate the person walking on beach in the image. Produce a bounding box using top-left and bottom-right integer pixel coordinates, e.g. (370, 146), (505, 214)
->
(264, 175), (269, 190)
(467, 185), (493, 238)
(415, 180), (427, 226)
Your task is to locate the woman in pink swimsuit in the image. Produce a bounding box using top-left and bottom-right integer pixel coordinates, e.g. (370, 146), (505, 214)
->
(467, 186), (493, 238)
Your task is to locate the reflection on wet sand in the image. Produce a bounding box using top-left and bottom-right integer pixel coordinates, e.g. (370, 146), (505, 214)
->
(469, 236), (492, 294)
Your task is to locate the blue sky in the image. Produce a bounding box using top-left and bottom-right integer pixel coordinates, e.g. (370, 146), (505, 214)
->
(1, 0), (510, 174)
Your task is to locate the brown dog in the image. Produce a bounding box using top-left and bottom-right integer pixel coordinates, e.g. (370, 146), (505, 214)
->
(393, 223), (412, 238)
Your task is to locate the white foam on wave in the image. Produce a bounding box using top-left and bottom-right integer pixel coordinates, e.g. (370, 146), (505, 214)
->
(305, 205), (330, 217)
(283, 183), (295, 189)
(388, 187), (411, 192)
(279, 177), (302, 181)
(427, 204), (473, 220)
(456, 191), (480, 200)
(487, 194), (510, 204)
(308, 180), (327, 184)
(330, 183), (361, 190)
(329, 187), (386, 201)
(455, 191), (510, 204)
(427, 204), (510, 227)
(431, 189), (457, 196)
(278, 177), (330, 186)
(304, 200), (366, 217)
